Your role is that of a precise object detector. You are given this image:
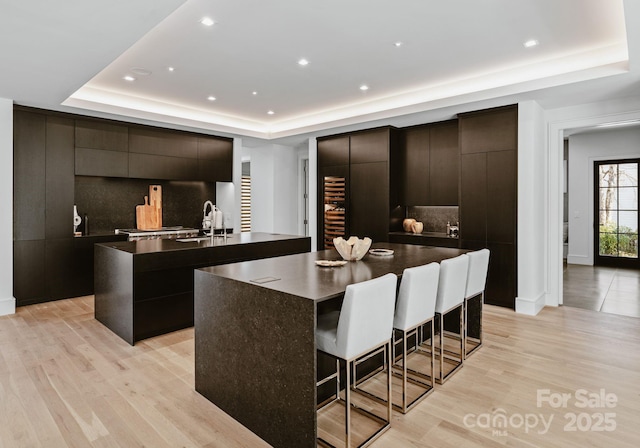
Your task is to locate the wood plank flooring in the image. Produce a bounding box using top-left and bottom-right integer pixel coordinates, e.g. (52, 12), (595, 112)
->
(2, 296), (640, 447)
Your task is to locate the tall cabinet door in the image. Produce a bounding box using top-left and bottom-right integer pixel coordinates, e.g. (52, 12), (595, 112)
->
(350, 162), (388, 242)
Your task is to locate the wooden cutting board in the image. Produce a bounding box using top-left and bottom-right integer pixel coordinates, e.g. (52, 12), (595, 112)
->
(136, 196), (157, 230)
(149, 185), (162, 228)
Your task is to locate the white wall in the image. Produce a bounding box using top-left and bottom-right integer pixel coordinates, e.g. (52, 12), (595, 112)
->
(0, 98), (15, 316)
(516, 101), (547, 315)
(308, 138), (318, 250)
(241, 143), (302, 235)
(567, 127), (640, 265)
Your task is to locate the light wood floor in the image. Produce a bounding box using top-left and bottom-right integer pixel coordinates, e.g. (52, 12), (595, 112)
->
(2, 296), (640, 447)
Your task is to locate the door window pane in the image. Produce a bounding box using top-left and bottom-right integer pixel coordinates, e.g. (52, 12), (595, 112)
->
(618, 187), (637, 210)
(618, 164), (638, 187)
(619, 211), (638, 233)
(599, 164), (617, 187)
(599, 234), (618, 256)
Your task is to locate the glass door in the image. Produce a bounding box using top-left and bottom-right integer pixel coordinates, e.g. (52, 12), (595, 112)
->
(594, 159), (638, 267)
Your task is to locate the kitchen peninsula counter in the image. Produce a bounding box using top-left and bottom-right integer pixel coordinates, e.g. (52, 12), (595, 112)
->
(194, 243), (467, 448)
(94, 232), (310, 344)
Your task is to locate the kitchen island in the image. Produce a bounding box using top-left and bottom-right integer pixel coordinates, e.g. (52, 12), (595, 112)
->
(94, 232), (310, 344)
(194, 243), (468, 448)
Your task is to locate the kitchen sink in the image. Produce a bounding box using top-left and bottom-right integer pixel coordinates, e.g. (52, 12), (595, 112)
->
(175, 237), (210, 242)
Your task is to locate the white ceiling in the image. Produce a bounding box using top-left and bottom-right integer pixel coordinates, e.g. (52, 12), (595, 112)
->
(2, 0), (639, 145)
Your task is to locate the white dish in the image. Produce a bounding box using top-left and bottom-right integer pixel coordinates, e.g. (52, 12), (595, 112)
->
(315, 260), (348, 267)
(369, 248), (394, 257)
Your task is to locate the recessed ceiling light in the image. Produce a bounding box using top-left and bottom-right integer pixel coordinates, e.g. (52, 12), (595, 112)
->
(524, 39), (539, 48)
(267, 110), (275, 115)
(252, 91), (258, 95)
(360, 85), (369, 91)
(123, 75), (135, 82)
(298, 58), (309, 66)
(394, 42), (403, 47)
(168, 66), (175, 72)
(131, 67), (152, 76)
(207, 96), (216, 101)
(200, 17), (215, 26)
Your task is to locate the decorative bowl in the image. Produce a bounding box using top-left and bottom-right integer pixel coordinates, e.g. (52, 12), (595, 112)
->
(333, 236), (372, 261)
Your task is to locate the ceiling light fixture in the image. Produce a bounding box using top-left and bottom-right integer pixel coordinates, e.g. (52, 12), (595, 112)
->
(200, 17), (215, 26)
(207, 96), (216, 101)
(168, 66), (175, 72)
(298, 58), (309, 66)
(360, 85), (369, 91)
(267, 110), (275, 115)
(123, 75), (135, 82)
(523, 39), (539, 48)
(252, 91), (258, 95)
(394, 42), (403, 47)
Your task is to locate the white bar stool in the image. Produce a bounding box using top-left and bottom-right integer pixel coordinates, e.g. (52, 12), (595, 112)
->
(316, 273), (397, 448)
(434, 254), (469, 384)
(353, 263), (440, 413)
(464, 249), (490, 359)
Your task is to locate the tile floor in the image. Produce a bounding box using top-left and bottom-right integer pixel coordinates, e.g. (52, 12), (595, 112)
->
(563, 263), (640, 317)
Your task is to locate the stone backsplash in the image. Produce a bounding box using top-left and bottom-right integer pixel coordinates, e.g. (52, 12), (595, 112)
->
(406, 206), (459, 233)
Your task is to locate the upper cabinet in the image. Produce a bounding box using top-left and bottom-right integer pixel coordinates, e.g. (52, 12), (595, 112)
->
(396, 120), (459, 206)
(73, 118), (232, 182)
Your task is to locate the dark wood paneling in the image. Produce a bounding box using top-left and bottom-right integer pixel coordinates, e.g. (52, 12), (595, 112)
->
(350, 162), (388, 242)
(75, 147), (129, 177)
(485, 242), (516, 308)
(13, 240), (46, 305)
(429, 121), (459, 205)
(129, 127), (198, 158)
(128, 153), (198, 180)
(75, 119), (128, 152)
(46, 116), (75, 239)
(400, 126), (429, 205)
(45, 238), (76, 300)
(13, 110), (46, 241)
(317, 136), (349, 167)
(349, 128), (389, 164)
(460, 153), (487, 242)
(487, 150), (517, 243)
(459, 106), (518, 154)
(198, 159), (232, 182)
(135, 293), (194, 341)
(197, 136), (233, 181)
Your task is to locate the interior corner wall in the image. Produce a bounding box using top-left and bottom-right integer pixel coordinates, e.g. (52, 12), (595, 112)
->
(567, 127), (640, 265)
(308, 138), (318, 251)
(0, 98), (15, 316)
(516, 101), (547, 315)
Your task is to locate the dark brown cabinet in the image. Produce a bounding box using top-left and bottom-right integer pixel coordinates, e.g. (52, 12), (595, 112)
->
(317, 128), (396, 248)
(459, 105), (518, 308)
(197, 136), (233, 182)
(397, 120), (459, 206)
(46, 116), (75, 239)
(75, 119), (129, 177)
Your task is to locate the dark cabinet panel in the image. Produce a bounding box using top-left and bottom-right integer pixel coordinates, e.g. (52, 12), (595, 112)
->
(75, 119), (128, 152)
(350, 162), (388, 242)
(13, 240), (46, 305)
(400, 126), (429, 205)
(75, 147), (129, 177)
(429, 122), (459, 205)
(317, 136), (349, 167)
(485, 242), (516, 308)
(46, 116), (75, 239)
(129, 127), (198, 158)
(13, 110), (46, 241)
(197, 136), (233, 181)
(459, 106), (517, 154)
(460, 153), (487, 242)
(487, 150), (517, 243)
(45, 238), (77, 300)
(129, 153), (198, 180)
(349, 128), (389, 164)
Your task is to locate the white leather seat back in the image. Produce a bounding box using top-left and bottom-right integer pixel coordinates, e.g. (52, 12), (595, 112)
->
(435, 254), (469, 313)
(394, 263), (440, 331)
(465, 249), (490, 299)
(336, 273), (397, 359)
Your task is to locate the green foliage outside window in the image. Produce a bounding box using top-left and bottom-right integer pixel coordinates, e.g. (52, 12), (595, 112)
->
(599, 222), (638, 258)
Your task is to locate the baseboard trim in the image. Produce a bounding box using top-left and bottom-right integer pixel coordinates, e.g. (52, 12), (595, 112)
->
(567, 255), (591, 265)
(515, 292), (545, 316)
(0, 296), (16, 316)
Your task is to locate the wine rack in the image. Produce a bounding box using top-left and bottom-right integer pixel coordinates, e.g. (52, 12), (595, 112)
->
(323, 176), (346, 249)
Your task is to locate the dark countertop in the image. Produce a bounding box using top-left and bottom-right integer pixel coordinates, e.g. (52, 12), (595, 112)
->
(197, 242), (467, 303)
(96, 232), (307, 255)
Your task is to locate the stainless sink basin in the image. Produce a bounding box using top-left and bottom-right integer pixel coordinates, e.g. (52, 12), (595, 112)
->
(175, 237), (210, 242)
